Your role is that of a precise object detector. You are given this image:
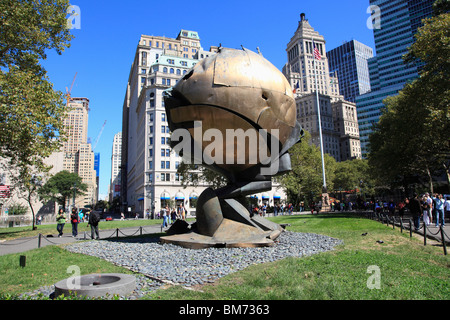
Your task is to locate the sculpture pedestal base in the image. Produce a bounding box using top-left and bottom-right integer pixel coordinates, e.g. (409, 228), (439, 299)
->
(160, 187), (284, 249)
(320, 193), (331, 212)
(160, 217), (283, 249)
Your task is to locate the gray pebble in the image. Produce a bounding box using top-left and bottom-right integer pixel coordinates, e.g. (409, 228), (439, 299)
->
(18, 231), (342, 299)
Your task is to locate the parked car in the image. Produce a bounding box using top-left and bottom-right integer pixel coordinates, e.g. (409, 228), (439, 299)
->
(105, 216), (113, 221)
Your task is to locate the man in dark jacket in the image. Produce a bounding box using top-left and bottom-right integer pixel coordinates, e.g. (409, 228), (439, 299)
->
(88, 211), (100, 240)
(408, 193), (422, 231)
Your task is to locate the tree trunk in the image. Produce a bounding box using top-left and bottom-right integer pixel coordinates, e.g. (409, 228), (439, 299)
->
(426, 165), (434, 194)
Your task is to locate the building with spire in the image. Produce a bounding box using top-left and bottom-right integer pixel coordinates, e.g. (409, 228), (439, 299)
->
(283, 13), (362, 162)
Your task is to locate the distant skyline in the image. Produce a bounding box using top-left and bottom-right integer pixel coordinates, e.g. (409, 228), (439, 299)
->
(41, 0), (377, 199)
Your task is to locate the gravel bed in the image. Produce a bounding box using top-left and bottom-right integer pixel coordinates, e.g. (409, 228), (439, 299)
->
(19, 230), (342, 300)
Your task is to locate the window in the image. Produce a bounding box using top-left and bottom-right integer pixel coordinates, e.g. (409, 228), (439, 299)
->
(161, 113), (166, 121)
(161, 148), (165, 156)
(166, 149), (170, 157)
(166, 161), (170, 169)
(149, 125), (153, 134)
(161, 161), (165, 169)
(161, 137), (165, 145)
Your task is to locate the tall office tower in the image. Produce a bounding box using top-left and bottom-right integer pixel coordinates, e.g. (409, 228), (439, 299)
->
(283, 13), (362, 161)
(110, 132), (122, 201)
(63, 97), (97, 208)
(122, 30), (288, 216)
(327, 40), (374, 103)
(356, 0), (435, 157)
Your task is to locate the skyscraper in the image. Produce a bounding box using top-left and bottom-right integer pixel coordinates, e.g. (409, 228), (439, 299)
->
(283, 13), (362, 161)
(63, 97), (97, 208)
(327, 40), (374, 103)
(110, 132), (122, 201)
(356, 0), (435, 157)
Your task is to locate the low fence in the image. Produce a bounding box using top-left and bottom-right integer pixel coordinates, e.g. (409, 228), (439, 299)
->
(357, 211), (449, 255)
(0, 225), (160, 253)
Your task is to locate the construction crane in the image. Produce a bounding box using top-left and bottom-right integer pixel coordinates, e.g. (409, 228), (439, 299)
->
(65, 72), (77, 105)
(91, 120), (107, 150)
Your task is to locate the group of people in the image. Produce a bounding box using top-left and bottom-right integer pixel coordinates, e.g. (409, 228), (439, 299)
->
(161, 204), (186, 228)
(408, 192), (448, 231)
(55, 207), (100, 239)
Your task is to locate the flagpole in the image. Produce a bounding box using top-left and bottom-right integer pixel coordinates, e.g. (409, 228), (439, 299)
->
(312, 38), (327, 193)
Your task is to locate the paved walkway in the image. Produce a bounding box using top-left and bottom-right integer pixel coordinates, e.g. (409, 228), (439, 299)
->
(0, 221), (164, 256)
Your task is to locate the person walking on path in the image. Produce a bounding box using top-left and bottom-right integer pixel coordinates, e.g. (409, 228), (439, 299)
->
(88, 211), (100, 240)
(70, 207), (79, 237)
(408, 193), (422, 231)
(56, 208), (66, 237)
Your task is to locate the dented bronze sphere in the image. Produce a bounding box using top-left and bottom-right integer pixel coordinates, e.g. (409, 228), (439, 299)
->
(164, 47), (302, 181)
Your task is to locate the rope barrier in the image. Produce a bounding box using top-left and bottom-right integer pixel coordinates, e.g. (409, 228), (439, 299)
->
(359, 210), (448, 255)
(0, 224), (163, 253)
(0, 236), (39, 246)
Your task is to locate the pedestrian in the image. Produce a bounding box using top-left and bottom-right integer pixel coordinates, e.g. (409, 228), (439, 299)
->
(434, 194), (445, 227)
(88, 210), (100, 240)
(120, 212), (125, 220)
(166, 206), (171, 225)
(162, 207), (168, 228)
(423, 193), (432, 224)
(408, 193), (422, 231)
(388, 199), (395, 216)
(56, 208), (66, 237)
(171, 207), (177, 223)
(421, 195), (431, 226)
(397, 199), (406, 219)
(70, 207), (79, 237)
(444, 196), (450, 223)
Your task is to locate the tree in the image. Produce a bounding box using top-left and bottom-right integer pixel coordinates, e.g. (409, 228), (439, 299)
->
(0, 0), (73, 228)
(176, 162), (228, 190)
(279, 131), (336, 204)
(333, 159), (376, 199)
(369, 12), (450, 193)
(38, 170), (87, 211)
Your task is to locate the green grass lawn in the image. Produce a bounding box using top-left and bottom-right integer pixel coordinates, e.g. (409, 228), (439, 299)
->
(0, 213), (448, 300)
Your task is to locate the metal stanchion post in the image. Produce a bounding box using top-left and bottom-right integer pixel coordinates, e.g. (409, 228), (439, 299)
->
(440, 226), (447, 255)
(424, 224), (427, 246)
(38, 233), (42, 248)
(409, 220), (412, 238)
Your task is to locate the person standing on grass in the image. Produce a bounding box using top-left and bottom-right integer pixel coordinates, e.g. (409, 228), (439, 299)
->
(56, 208), (66, 237)
(70, 207), (79, 237)
(88, 211), (100, 240)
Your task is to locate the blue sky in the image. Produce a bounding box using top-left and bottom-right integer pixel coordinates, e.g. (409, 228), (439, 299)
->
(41, 0), (376, 199)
